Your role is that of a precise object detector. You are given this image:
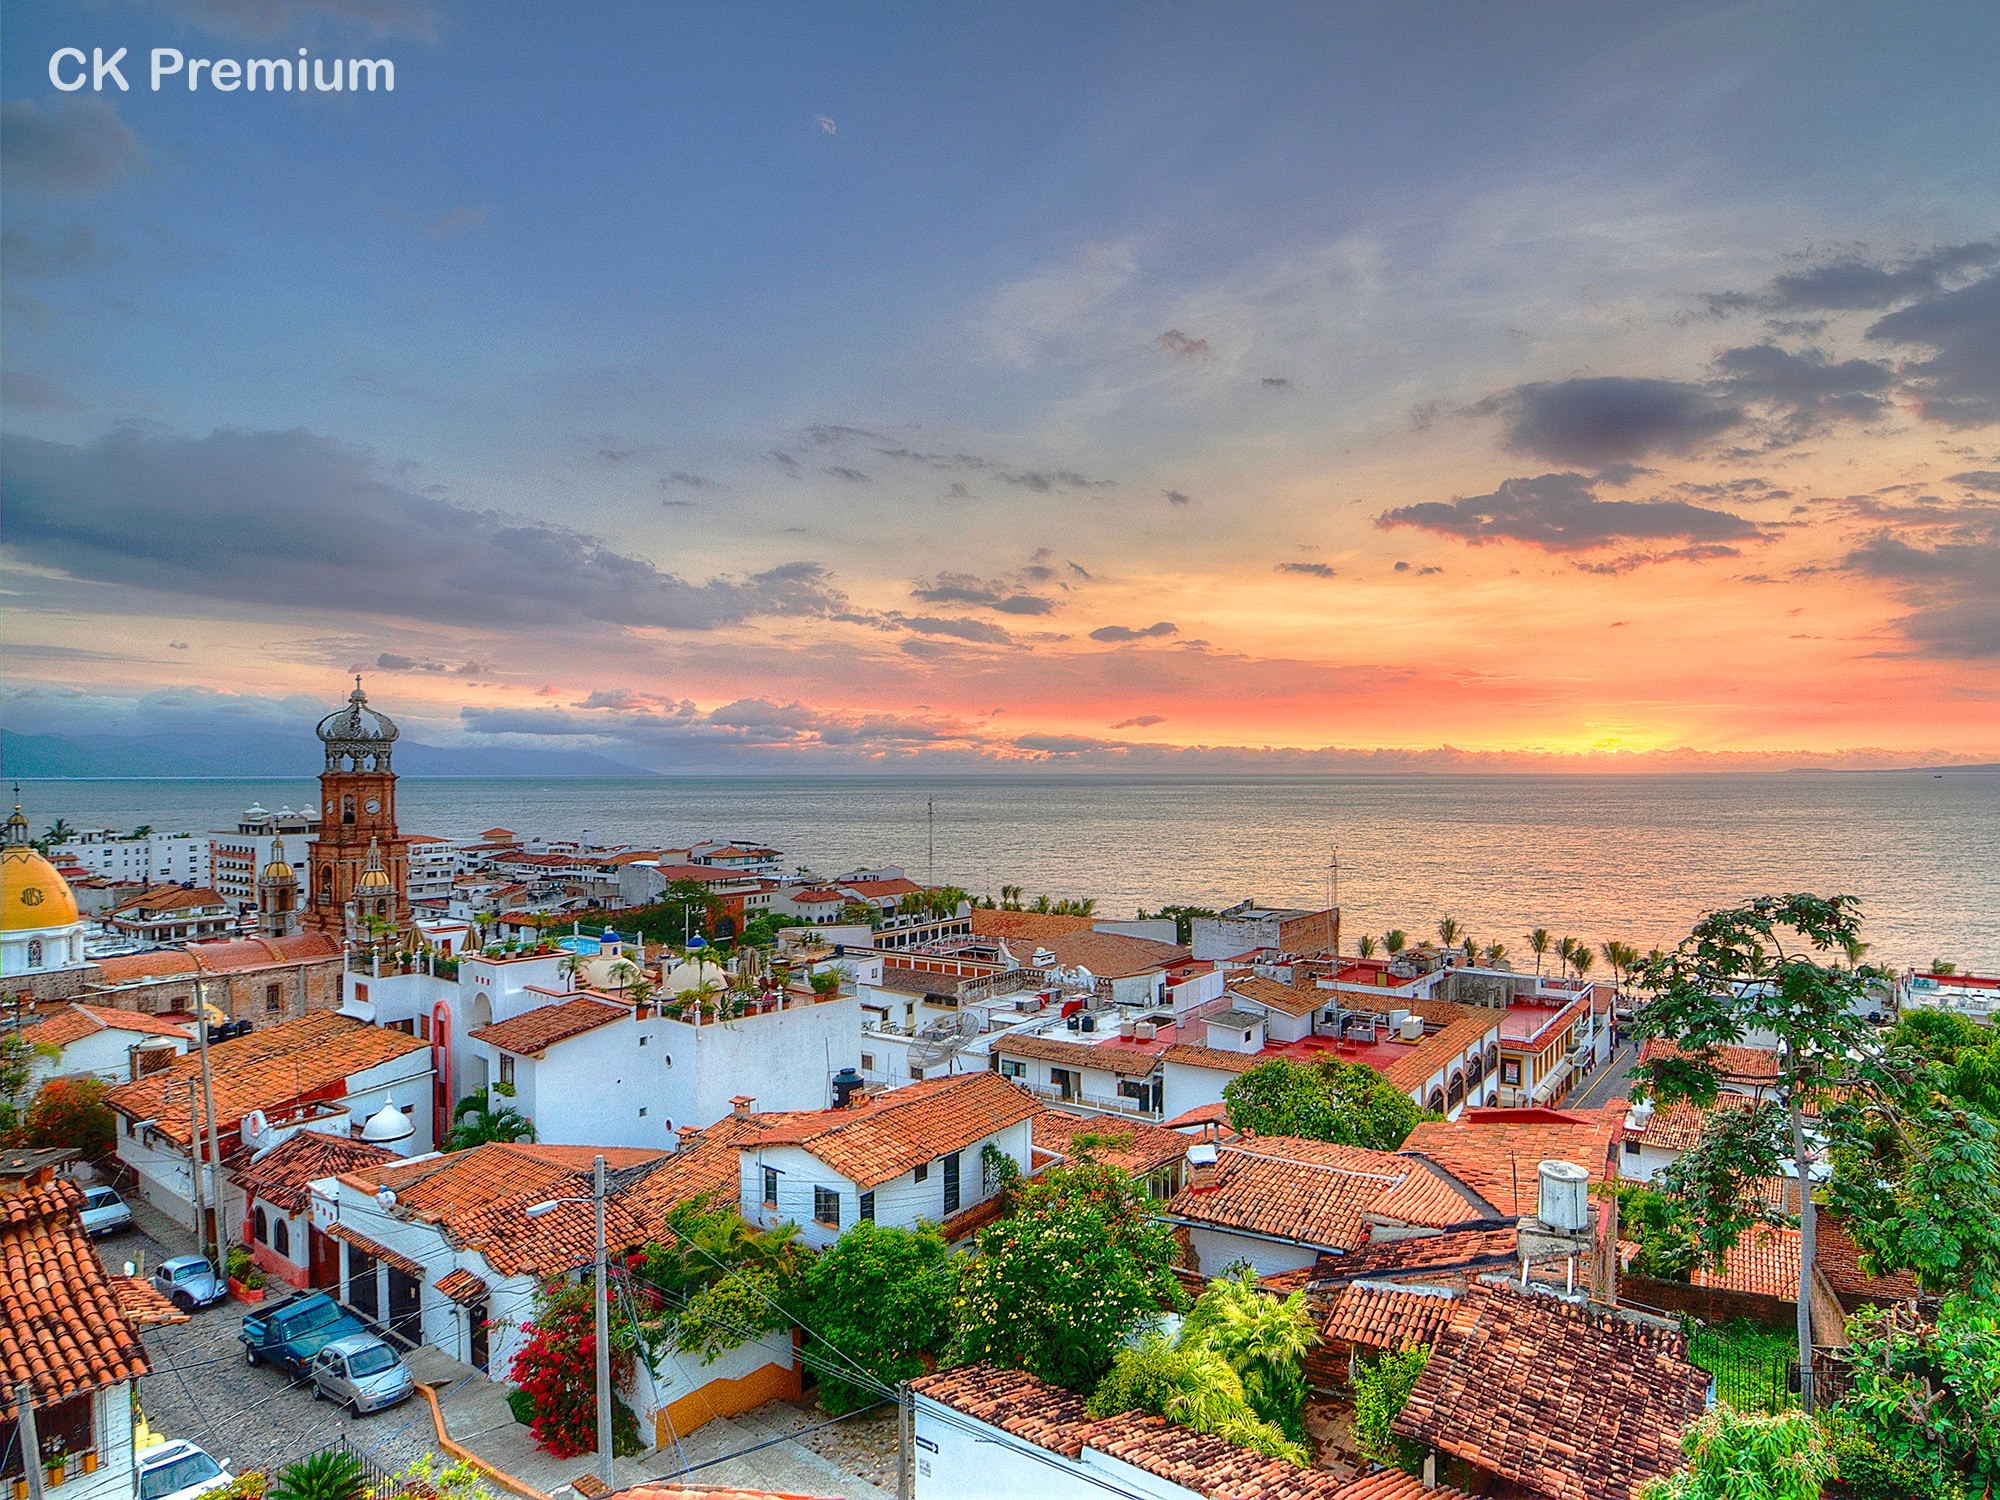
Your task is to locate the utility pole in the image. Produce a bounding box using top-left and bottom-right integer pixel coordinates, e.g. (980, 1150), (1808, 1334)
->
(593, 1153), (613, 1489)
(191, 956), (223, 1269)
(17, 1381), (46, 1500)
(896, 1381), (913, 1500)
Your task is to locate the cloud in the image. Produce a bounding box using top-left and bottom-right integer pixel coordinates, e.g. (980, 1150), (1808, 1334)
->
(659, 470), (715, 490)
(1762, 240), (2000, 311)
(1090, 621), (1178, 643)
(994, 468), (1116, 493)
(148, 0), (442, 41)
(1708, 343), (1895, 436)
(1, 99), (146, 197)
(1377, 471), (1764, 552)
(1867, 271), (2000, 428)
(900, 616), (1016, 645)
(1571, 543), (1746, 575)
(1484, 377), (1744, 466)
(1110, 715), (1165, 729)
(814, 114), (838, 135)
(1275, 561), (1337, 579)
(768, 449), (800, 470)
(1156, 328), (1209, 358)
(1391, 561), (1445, 575)
(910, 572), (1056, 615)
(872, 444), (1117, 492)
(1949, 471), (2000, 494)
(2, 425), (850, 632)
(1, 222), (118, 280)
(1841, 522), (2000, 658)
(372, 651), (486, 675)
(1261, 377), (1291, 389)
(823, 466), (870, 482)
(1163, 489), (1193, 507)
(1, 371), (84, 412)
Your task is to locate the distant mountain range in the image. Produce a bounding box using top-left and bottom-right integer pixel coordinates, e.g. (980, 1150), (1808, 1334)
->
(1, 730), (653, 780)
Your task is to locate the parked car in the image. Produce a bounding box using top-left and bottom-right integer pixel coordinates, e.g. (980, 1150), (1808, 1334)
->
(79, 1185), (134, 1236)
(137, 1441), (233, 1500)
(308, 1334), (415, 1414)
(151, 1255), (228, 1311)
(240, 1290), (371, 1377)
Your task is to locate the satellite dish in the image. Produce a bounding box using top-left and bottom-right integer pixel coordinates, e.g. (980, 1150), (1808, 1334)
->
(907, 1011), (981, 1071)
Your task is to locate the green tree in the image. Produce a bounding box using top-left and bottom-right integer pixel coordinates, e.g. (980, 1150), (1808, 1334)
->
(1528, 927), (1552, 976)
(793, 1221), (955, 1413)
(950, 1161), (1185, 1391)
(445, 1087), (536, 1150)
(14, 1076), (116, 1160)
(1087, 1333), (1307, 1464)
(1, 1033), (58, 1135)
(1832, 1295), (1999, 1495)
(1178, 1267), (1316, 1442)
(1641, 1406), (1833, 1500)
(1138, 905), (1219, 946)
(1382, 930), (1407, 956)
(267, 1452), (367, 1500)
(38, 818), (77, 851)
(1435, 915), (1461, 949)
(1628, 893), (1995, 1410)
(1356, 933), (1377, 959)
(1222, 1056), (1428, 1151)
(1482, 941), (1508, 967)
(1352, 1345), (1430, 1473)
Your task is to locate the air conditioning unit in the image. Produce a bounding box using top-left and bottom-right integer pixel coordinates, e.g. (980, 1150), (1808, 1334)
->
(1386, 1009), (1410, 1031)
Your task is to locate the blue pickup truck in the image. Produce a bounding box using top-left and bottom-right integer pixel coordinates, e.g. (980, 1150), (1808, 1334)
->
(239, 1291), (372, 1377)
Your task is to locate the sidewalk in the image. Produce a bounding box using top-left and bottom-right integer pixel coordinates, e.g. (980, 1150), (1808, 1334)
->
(410, 1347), (890, 1500)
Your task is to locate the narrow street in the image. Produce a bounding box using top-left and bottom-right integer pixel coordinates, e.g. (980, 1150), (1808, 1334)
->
(1565, 1035), (1641, 1112)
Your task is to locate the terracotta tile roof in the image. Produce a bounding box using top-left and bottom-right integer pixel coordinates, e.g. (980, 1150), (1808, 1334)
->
(744, 1073), (1040, 1189)
(109, 883), (229, 915)
(842, 878), (923, 899)
(1331, 1472), (1474, 1500)
(967, 909), (1095, 942)
(1323, 1282), (1459, 1351)
(1, 1181), (151, 1417)
(232, 1132), (399, 1214)
(1640, 1037), (1783, 1083)
(1375, 1006), (1501, 1092)
(1692, 1223), (1800, 1300)
(1161, 1041), (1264, 1075)
(1033, 1111), (1189, 1178)
(1036, 930), (1193, 979)
(995, 1033), (1162, 1077)
(870, 966), (962, 998)
(25, 1004), (195, 1049)
(1393, 1282), (1707, 1500)
(1320, 1225), (1521, 1282)
(913, 1364), (1353, 1498)
(1161, 1101), (1233, 1129)
(106, 1012), (430, 1146)
(110, 1274), (189, 1326)
(470, 996), (629, 1055)
(91, 934), (345, 984)
(1165, 1137), (1481, 1254)
(1814, 1215), (1926, 1305)
(629, 1115), (787, 1215)
(325, 1222), (428, 1280)
(433, 1268), (489, 1304)
(1401, 1105), (1626, 1216)
(1226, 974), (1324, 1017)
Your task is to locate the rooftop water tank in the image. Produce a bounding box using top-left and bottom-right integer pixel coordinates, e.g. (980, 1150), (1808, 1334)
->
(831, 1067), (865, 1108)
(1537, 1159), (1591, 1232)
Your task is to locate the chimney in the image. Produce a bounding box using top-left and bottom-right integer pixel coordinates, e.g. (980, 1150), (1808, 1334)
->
(674, 1125), (700, 1152)
(729, 1094), (755, 1119)
(1186, 1142), (1220, 1191)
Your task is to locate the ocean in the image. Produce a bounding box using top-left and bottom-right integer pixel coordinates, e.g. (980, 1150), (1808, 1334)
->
(22, 772), (2000, 970)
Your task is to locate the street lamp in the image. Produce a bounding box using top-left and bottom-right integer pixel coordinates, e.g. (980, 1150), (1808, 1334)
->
(526, 1154), (613, 1489)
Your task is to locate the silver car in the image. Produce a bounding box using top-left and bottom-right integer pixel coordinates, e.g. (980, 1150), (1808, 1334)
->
(151, 1255), (228, 1311)
(79, 1186), (134, 1236)
(308, 1334), (415, 1414)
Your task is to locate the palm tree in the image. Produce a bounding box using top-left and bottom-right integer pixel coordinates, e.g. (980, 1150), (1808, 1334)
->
(606, 959), (642, 993)
(1000, 884), (1023, 910)
(1357, 934), (1378, 959)
(1483, 941), (1508, 967)
(557, 952), (586, 992)
(1555, 935), (1578, 978)
(1528, 928), (1552, 976)
(1571, 947), (1595, 980)
(1383, 930), (1407, 956)
(445, 1088), (535, 1150)
(1436, 916), (1461, 949)
(269, 1451), (368, 1500)
(39, 819), (77, 850)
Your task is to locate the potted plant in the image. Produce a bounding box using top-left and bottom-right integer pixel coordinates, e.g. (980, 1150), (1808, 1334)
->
(42, 1445), (67, 1488)
(225, 1243), (267, 1302)
(14, 1472), (31, 1498)
(79, 1452), (98, 1476)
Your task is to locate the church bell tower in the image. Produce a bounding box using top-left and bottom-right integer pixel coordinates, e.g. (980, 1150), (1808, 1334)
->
(256, 835), (303, 938)
(306, 679), (410, 939)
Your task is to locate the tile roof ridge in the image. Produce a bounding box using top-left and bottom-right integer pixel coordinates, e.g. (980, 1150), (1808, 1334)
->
(1395, 1149), (1508, 1220)
(1221, 1139), (1406, 1184)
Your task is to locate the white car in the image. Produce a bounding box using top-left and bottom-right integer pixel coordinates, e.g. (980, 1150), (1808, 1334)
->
(79, 1186), (134, 1236)
(137, 1442), (233, 1500)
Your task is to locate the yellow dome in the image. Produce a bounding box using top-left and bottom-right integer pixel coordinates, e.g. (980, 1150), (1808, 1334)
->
(1, 845), (81, 931)
(261, 857), (296, 881)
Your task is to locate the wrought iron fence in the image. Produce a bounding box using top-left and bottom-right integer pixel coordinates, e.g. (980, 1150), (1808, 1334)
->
(1685, 1325), (1795, 1412)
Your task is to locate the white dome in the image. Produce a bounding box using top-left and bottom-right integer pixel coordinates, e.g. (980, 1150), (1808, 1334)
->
(361, 1101), (414, 1143)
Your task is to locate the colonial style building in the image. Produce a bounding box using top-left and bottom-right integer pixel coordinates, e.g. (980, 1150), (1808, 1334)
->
(307, 681), (412, 941)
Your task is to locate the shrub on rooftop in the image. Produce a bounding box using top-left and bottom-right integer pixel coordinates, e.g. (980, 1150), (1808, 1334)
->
(1222, 1056), (1428, 1151)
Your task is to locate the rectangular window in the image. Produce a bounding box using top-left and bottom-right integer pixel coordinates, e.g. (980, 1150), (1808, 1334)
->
(1502, 1059), (1521, 1085)
(943, 1152), (961, 1216)
(265, 983), (283, 1012)
(999, 1059), (1024, 1079)
(499, 1055), (515, 1087)
(763, 1166), (779, 1206)
(814, 1186), (841, 1227)
(909, 1066), (924, 1082)
(914, 1162), (928, 1183)
(859, 1053), (875, 1071)
(1118, 1079), (1149, 1101)
(1624, 1139), (1641, 1155)
(859, 1191), (875, 1222)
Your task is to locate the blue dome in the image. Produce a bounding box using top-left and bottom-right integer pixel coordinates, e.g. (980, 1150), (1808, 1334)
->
(600, 927), (620, 942)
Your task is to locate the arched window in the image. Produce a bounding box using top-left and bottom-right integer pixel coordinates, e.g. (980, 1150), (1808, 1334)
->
(318, 869), (333, 904)
(1447, 1072), (1466, 1111)
(1427, 1088), (1446, 1115)
(1467, 1052), (1485, 1085)
(26, 939), (43, 968)
(273, 1218), (290, 1258)
(253, 1206), (268, 1244)
(342, 795), (356, 825)
(1486, 1043), (1500, 1075)
(377, 899), (389, 916)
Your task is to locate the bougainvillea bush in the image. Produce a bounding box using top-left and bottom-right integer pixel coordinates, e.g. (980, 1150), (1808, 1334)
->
(508, 1281), (642, 1458)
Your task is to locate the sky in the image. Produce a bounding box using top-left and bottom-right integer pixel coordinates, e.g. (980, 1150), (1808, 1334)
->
(4, 0), (1999, 772)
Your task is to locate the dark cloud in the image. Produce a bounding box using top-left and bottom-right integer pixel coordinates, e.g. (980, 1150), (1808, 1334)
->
(768, 449), (800, 469)
(1, 371), (84, 412)
(659, 470), (715, 490)
(1949, 471), (2000, 493)
(1261, 377), (1291, 389)
(1156, 329), (1209, 358)
(1376, 471), (1764, 552)
(805, 424), (884, 446)
(1841, 522), (2000, 658)
(1, 99), (146, 197)
(1484, 377), (1743, 466)
(1110, 715), (1165, 729)
(1763, 240), (2000, 311)
(1, 222), (118, 280)
(823, 466), (870, 482)
(1275, 562), (1336, 579)
(901, 616), (1015, 645)
(371, 651), (486, 675)
(1571, 543), (1746, 575)
(1708, 343), (1895, 436)
(1090, 621), (1178, 643)
(2, 425), (850, 632)
(910, 573), (1055, 615)
(1163, 490), (1193, 507)
(1867, 271), (2000, 428)
(873, 445), (1116, 492)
